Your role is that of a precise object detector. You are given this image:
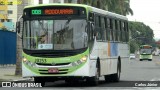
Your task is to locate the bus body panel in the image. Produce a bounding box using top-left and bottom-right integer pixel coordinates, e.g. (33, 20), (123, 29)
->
(140, 54), (152, 60)
(118, 43), (129, 57)
(22, 56), (97, 77)
(90, 40), (129, 76)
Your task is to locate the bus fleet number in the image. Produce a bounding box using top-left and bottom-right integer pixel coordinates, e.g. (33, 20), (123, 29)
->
(35, 59), (47, 63)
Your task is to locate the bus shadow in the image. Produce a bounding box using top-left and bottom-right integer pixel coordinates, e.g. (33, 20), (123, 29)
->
(46, 80), (160, 87)
(46, 80), (128, 87)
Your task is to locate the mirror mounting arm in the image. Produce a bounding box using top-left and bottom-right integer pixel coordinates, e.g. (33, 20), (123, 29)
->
(16, 15), (23, 39)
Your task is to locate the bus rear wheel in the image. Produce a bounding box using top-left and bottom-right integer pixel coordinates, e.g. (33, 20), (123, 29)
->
(140, 59), (143, 61)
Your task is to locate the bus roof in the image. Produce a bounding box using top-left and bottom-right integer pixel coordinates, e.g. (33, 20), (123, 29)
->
(89, 6), (127, 20)
(24, 3), (89, 9)
(24, 3), (127, 20)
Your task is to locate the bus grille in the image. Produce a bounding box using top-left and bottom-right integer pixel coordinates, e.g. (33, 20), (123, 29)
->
(36, 63), (70, 66)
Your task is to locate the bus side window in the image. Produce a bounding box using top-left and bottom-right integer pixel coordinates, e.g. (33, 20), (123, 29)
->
(119, 21), (122, 42)
(106, 18), (110, 41)
(110, 18), (113, 41)
(117, 20), (120, 42)
(125, 22), (129, 42)
(95, 15), (99, 27)
(121, 21), (125, 42)
(115, 20), (118, 41)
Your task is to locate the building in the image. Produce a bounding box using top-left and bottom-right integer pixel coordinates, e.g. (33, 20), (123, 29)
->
(0, 0), (22, 31)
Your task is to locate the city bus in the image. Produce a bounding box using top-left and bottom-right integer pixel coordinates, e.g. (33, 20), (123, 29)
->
(139, 45), (152, 61)
(16, 3), (129, 86)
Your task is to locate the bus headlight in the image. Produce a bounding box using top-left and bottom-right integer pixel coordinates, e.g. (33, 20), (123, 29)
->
(23, 58), (27, 62)
(22, 58), (36, 67)
(80, 56), (87, 62)
(71, 56), (87, 66)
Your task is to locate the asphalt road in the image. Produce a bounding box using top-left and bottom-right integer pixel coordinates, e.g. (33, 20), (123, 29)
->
(1, 56), (160, 90)
(43, 55), (160, 88)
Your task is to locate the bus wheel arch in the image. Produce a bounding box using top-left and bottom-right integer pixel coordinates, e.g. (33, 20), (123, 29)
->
(111, 56), (121, 82)
(86, 57), (100, 86)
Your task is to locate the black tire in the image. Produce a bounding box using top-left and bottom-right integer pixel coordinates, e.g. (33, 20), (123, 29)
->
(86, 66), (99, 86)
(104, 75), (111, 82)
(111, 61), (121, 82)
(140, 59), (143, 61)
(65, 79), (79, 85)
(148, 59), (152, 61)
(34, 77), (45, 87)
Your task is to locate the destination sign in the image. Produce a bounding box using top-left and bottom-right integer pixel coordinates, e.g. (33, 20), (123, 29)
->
(143, 46), (152, 49)
(27, 6), (86, 16)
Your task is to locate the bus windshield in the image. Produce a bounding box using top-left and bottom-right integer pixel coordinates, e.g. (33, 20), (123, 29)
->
(140, 49), (152, 54)
(23, 19), (88, 50)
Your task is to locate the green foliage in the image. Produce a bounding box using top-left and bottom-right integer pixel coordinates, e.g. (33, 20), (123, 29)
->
(129, 21), (156, 53)
(76, 0), (133, 16)
(130, 40), (139, 53)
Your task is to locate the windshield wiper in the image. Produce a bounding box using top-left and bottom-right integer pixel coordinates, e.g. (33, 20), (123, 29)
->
(64, 17), (71, 29)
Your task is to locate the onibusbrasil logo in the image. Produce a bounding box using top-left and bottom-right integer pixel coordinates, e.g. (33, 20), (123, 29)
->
(2, 82), (42, 87)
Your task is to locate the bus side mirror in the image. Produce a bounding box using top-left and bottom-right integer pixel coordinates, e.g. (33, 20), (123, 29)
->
(16, 21), (20, 33)
(91, 23), (94, 30)
(91, 23), (96, 36)
(89, 12), (94, 21)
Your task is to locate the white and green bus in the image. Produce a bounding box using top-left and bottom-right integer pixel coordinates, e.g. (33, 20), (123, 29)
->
(139, 45), (152, 61)
(16, 4), (129, 86)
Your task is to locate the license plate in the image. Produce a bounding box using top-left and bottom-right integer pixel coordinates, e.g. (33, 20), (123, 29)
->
(48, 68), (59, 73)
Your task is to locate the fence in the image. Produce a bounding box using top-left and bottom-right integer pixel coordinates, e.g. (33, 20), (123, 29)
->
(0, 30), (16, 64)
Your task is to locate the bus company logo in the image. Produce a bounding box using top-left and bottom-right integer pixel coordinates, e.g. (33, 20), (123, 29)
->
(51, 62), (56, 66)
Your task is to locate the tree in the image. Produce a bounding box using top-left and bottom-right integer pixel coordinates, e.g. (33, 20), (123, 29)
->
(76, 0), (133, 16)
(108, 0), (133, 15)
(129, 21), (155, 53)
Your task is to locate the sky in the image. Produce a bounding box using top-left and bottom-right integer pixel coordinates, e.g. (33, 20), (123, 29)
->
(127, 0), (160, 40)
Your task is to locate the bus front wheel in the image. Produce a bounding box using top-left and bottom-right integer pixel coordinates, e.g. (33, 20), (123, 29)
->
(86, 65), (99, 86)
(148, 59), (152, 61)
